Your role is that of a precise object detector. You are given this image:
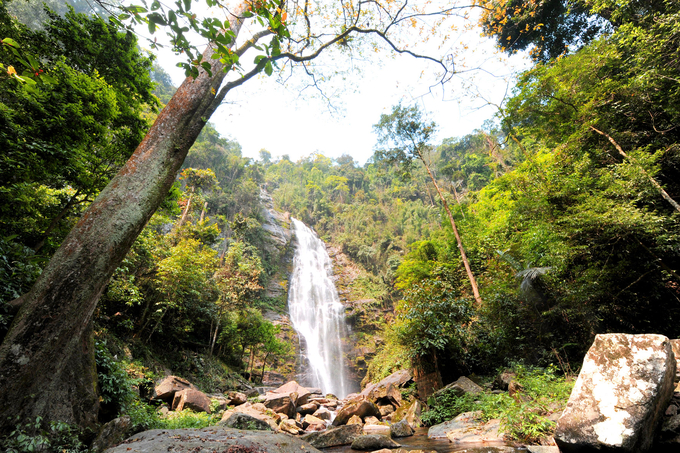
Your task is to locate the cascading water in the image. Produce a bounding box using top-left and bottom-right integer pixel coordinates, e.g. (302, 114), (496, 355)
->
(288, 218), (349, 397)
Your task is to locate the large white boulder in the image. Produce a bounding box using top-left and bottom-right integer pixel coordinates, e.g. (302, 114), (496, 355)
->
(555, 333), (676, 452)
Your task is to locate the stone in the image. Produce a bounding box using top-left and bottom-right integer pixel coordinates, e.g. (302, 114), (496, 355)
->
(433, 376), (483, 399)
(390, 419), (414, 438)
(220, 412), (271, 431)
(378, 404), (395, 417)
(370, 449), (393, 453)
(301, 424), (363, 448)
(368, 383), (403, 407)
(226, 391), (247, 406)
(428, 411), (483, 439)
(151, 375), (197, 402)
(305, 423), (326, 433)
(428, 411), (503, 444)
(333, 398), (381, 425)
(348, 415), (363, 425)
(221, 403), (279, 430)
(91, 416), (131, 452)
(263, 393), (295, 418)
(526, 447), (561, 453)
(364, 416), (381, 425)
(392, 399), (423, 428)
(302, 414), (325, 429)
(671, 339), (680, 383)
(351, 434), (401, 450)
(297, 402), (319, 415)
(172, 388), (211, 413)
(279, 418), (302, 435)
(271, 381), (312, 406)
(210, 395), (229, 411)
(492, 369), (516, 391)
(104, 427), (322, 453)
(555, 333), (676, 453)
(508, 380), (524, 398)
(313, 406), (331, 420)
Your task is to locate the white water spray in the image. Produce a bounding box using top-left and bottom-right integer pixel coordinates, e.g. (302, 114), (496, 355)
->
(288, 218), (349, 397)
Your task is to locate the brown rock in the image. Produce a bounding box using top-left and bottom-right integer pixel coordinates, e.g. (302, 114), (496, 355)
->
(378, 404), (395, 417)
(173, 389), (211, 413)
(271, 381), (312, 406)
(364, 416), (381, 425)
(279, 418), (302, 435)
(351, 434), (400, 450)
(302, 414), (326, 429)
(348, 415), (363, 425)
(555, 333), (675, 453)
(92, 416), (131, 452)
(226, 391), (247, 406)
(434, 376), (483, 399)
(493, 369), (516, 391)
(152, 376), (197, 402)
(297, 402), (319, 415)
(263, 393), (295, 418)
(313, 407), (331, 420)
(390, 419), (414, 438)
(220, 412), (271, 431)
(301, 424), (363, 448)
(333, 398), (381, 426)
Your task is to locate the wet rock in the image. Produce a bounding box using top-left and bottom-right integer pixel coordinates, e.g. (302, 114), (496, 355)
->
(104, 426), (322, 453)
(220, 412), (271, 431)
(92, 416), (131, 452)
(151, 375), (197, 402)
(333, 398), (381, 426)
(351, 434), (400, 450)
(172, 388), (211, 413)
(390, 419), (414, 438)
(555, 333), (675, 453)
(301, 424), (363, 448)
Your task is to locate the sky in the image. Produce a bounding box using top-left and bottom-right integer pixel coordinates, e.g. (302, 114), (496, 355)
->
(147, 3), (531, 165)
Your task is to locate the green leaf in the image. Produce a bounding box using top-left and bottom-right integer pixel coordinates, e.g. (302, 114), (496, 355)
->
(2, 38), (20, 48)
(264, 61), (273, 76)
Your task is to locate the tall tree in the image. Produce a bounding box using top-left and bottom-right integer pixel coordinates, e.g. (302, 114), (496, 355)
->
(0, 0), (462, 432)
(374, 104), (483, 305)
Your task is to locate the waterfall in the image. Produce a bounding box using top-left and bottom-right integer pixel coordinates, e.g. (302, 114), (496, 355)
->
(288, 218), (349, 397)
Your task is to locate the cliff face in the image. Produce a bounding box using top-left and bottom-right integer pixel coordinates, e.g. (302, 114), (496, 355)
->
(258, 188), (300, 383)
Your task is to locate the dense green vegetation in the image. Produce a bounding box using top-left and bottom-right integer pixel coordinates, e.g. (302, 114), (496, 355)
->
(1, 0), (679, 447)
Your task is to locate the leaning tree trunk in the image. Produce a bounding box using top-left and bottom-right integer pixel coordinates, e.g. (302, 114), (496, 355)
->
(0, 7), (248, 433)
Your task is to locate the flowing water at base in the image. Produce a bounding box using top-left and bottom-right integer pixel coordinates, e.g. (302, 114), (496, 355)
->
(323, 428), (525, 453)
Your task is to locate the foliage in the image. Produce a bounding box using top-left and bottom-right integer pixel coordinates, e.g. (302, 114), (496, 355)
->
(0, 417), (88, 453)
(422, 365), (573, 443)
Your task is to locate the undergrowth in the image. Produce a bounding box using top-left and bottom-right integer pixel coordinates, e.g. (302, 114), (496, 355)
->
(421, 365), (573, 444)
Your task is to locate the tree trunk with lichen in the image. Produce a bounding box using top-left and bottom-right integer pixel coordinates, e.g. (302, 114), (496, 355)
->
(0, 8), (247, 433)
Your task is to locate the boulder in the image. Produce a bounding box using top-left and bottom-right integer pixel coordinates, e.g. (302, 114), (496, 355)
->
(297, 402), (319, 415)
(91, 416), (131, 452)
(151, 375), (197, 402)
(226, 391), (247, 406)
(222, 403), (279, 430)
(172, 389), (211, 413)
(220, 412), (271, 431)
(428, 411), (503, 443)
(313, 406), (331, 420)
(333, 398), (381, 426)
(348, 415), (363, 425)
(263, 393), (295, 418)
(555, 333), (676, 453)
(364, 415), (381, 425)
(368, 383), (402, 407)
(433, 376), (483, 399)
(392, 399), (423, 428)
(390, 419), (414, 438)
(271, 381), (312, 406)
(279, 418), (302, 435)
(351, 434), (400, 450)
(104, 427), (322, 453)
(302, 414), (326, 429)
(378, 404), (395, 417)
(493, 369), (516, 391)
(301, 424), (363, 448)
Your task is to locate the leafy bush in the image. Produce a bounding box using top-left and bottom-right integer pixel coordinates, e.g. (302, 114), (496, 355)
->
(421, 365), (573, 444)
(0, 417), (88, 453)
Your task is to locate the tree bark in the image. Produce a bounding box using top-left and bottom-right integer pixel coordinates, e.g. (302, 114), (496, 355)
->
(0, 5), (248, 432)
